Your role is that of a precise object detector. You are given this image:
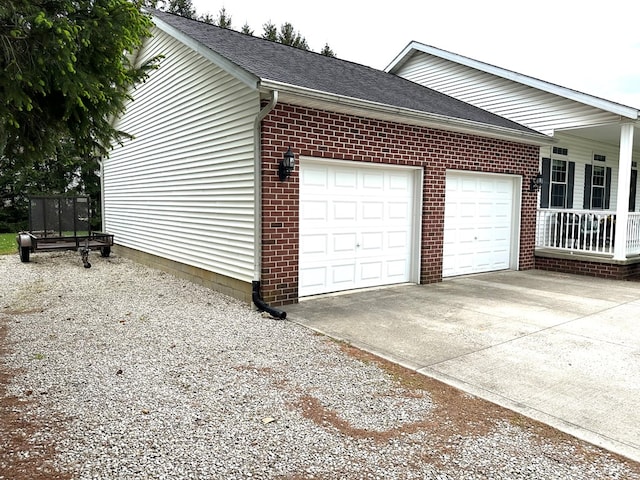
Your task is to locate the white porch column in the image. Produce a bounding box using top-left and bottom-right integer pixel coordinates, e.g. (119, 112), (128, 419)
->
(613, 123), (635, 260)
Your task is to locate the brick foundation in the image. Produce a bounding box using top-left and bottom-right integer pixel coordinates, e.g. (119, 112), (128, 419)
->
(260, 103), (540, 306)
(535, 254), (640, 280)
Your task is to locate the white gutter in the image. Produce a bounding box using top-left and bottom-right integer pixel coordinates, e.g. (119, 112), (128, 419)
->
(259, 80), (554, 146)
(252, 90), (279, 282)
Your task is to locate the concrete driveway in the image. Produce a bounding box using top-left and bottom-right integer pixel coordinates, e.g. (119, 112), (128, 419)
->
(285, 269), (640, 462)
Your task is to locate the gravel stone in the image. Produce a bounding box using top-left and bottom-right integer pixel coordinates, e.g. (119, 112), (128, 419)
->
(1, 251), (639, 479)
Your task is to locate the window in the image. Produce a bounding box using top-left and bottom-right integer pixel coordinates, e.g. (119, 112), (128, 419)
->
(553, 146), (568, 156)
(541, 156), (574, 209)
(591, 165), (606, 209)
(550, 159), (568, 207)
(584, 163), (611, 210)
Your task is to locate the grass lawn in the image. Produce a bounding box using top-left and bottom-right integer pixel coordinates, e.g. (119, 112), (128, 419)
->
(0, 233), (17, 255)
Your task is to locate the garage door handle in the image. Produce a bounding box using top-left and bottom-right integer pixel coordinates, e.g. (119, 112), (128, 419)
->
(356, 243), (360, 248)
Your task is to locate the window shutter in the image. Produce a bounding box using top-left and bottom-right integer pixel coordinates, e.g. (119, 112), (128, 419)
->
(630, 170), (637, 212)
(583, 164), (592, 209)
(604, 167), (612, 209)
(566, 162), (575, 209)
(540, 158), (551, 208)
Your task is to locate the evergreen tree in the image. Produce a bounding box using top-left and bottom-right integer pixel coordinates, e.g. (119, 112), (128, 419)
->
(241, 23), (254, 35)
(277, 22), (309, 50)
(163, 0), (196, 19)
(262, 21), (309, 50)
(262, 21), (277, 41)
(213, 7), (232, 28)
(320, 43), (336, 57)
(0, 0), (157, 230)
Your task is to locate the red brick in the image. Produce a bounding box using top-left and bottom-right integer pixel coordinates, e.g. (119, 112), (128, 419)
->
(260, 103), (540, 305)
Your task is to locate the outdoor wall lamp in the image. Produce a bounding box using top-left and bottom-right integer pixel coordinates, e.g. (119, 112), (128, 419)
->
(529, 172), (543, 192)
(279, 147), (295, 181)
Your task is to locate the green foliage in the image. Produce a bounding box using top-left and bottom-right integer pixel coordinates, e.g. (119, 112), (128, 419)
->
(241, 23), (254, 36)
(161, 0), (196, 19)
(320, 43), (336, 57)
(262, 21), (277, 42)
(0, 0), (157, 228)
(261, 21), (309, 50)
(277, 23), (309, 50)
(213, 7), (232, 28)
(1, 0), (156, 162)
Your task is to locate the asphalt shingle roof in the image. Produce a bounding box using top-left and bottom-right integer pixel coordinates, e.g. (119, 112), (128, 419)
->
(151, 10), (538, 135)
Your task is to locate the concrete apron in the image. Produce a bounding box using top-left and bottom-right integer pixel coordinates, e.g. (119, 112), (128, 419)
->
(285, 269), (640, 463)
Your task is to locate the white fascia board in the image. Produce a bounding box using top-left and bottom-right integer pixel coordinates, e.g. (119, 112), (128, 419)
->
(151, 16), (260, 91)
(387, 42), (640, 120)
(260, 79), (553, 147)
(384, 41), (416, 73)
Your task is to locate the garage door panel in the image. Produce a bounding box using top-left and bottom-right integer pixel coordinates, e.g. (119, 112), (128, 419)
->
(360, 262), (383, 281)
(301, 167), (328, 188)
(386, 259), (408, 277)
(299, 266), (327, 289)
(334, 170), (357, 188)
(332, 264), (356, 284)
(443, 172), (517, 277)
(362, 201), (384, 220)
(300, 234), (327, 255)
(299, 161), (417, 297)
(361, 231), (383, 251)
(388, 230), (408, 249)
(300, 201), (328, 222)
(333, 201), (357, 221)
(333, 233), (358, 253)
(388, 201), (411, 220)
(389, 174), (411, 191)
(362, 172), (384, 190)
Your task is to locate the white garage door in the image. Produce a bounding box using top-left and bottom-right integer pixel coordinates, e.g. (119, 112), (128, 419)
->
(299, 160), (418, 297)
(443, 172), (518, 277)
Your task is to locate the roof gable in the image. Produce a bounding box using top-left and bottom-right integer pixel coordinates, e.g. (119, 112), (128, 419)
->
(150, 10), (546, 140)
(387, 42), (640, 120)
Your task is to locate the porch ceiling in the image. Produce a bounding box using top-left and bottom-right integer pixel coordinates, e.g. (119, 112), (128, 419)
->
(557, 123), (640, 152)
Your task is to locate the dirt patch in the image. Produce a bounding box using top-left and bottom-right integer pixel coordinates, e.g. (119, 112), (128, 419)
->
(333, 342), (640, 473)
(0, 317), (72, 480)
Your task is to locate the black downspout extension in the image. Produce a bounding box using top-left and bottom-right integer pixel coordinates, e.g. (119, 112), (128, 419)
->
(252, 281), (287, 320)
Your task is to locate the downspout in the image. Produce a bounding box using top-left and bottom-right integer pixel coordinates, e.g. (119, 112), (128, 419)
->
(98, 158), (105, 232)
(252, 90), (286, 319)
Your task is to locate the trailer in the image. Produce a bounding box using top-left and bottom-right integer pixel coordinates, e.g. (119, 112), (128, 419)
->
(16, 196), (114, 268)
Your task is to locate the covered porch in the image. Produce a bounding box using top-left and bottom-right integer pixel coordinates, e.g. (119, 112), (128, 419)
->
(534, 122), (640, 277)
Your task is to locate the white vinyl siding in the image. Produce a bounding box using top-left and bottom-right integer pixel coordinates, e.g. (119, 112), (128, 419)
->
(541, 134), (640, 211)
(396, 52), (620, 136)
(104, 28), (260, 282)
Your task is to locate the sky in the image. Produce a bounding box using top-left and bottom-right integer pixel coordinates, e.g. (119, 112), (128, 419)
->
(189, 0), (640, 109)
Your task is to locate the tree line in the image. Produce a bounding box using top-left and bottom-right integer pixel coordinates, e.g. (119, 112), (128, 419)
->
(155, 1), (336, 56)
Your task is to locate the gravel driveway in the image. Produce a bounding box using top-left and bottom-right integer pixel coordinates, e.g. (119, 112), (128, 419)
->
(1, 251), (639, 479)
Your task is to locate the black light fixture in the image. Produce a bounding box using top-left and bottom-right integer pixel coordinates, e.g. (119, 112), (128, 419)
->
(529, 172), (543, 192)
(279, 147), (295, 181)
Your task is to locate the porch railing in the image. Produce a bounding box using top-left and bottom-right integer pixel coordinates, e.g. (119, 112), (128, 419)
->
(536, 209), (640, 256)
(536, 209), (616, 255)
(628, 213), (640, 255)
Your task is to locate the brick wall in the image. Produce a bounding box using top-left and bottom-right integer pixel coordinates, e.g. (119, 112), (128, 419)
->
(261, 103), (540, 305)
(535, 255), (640, 280)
